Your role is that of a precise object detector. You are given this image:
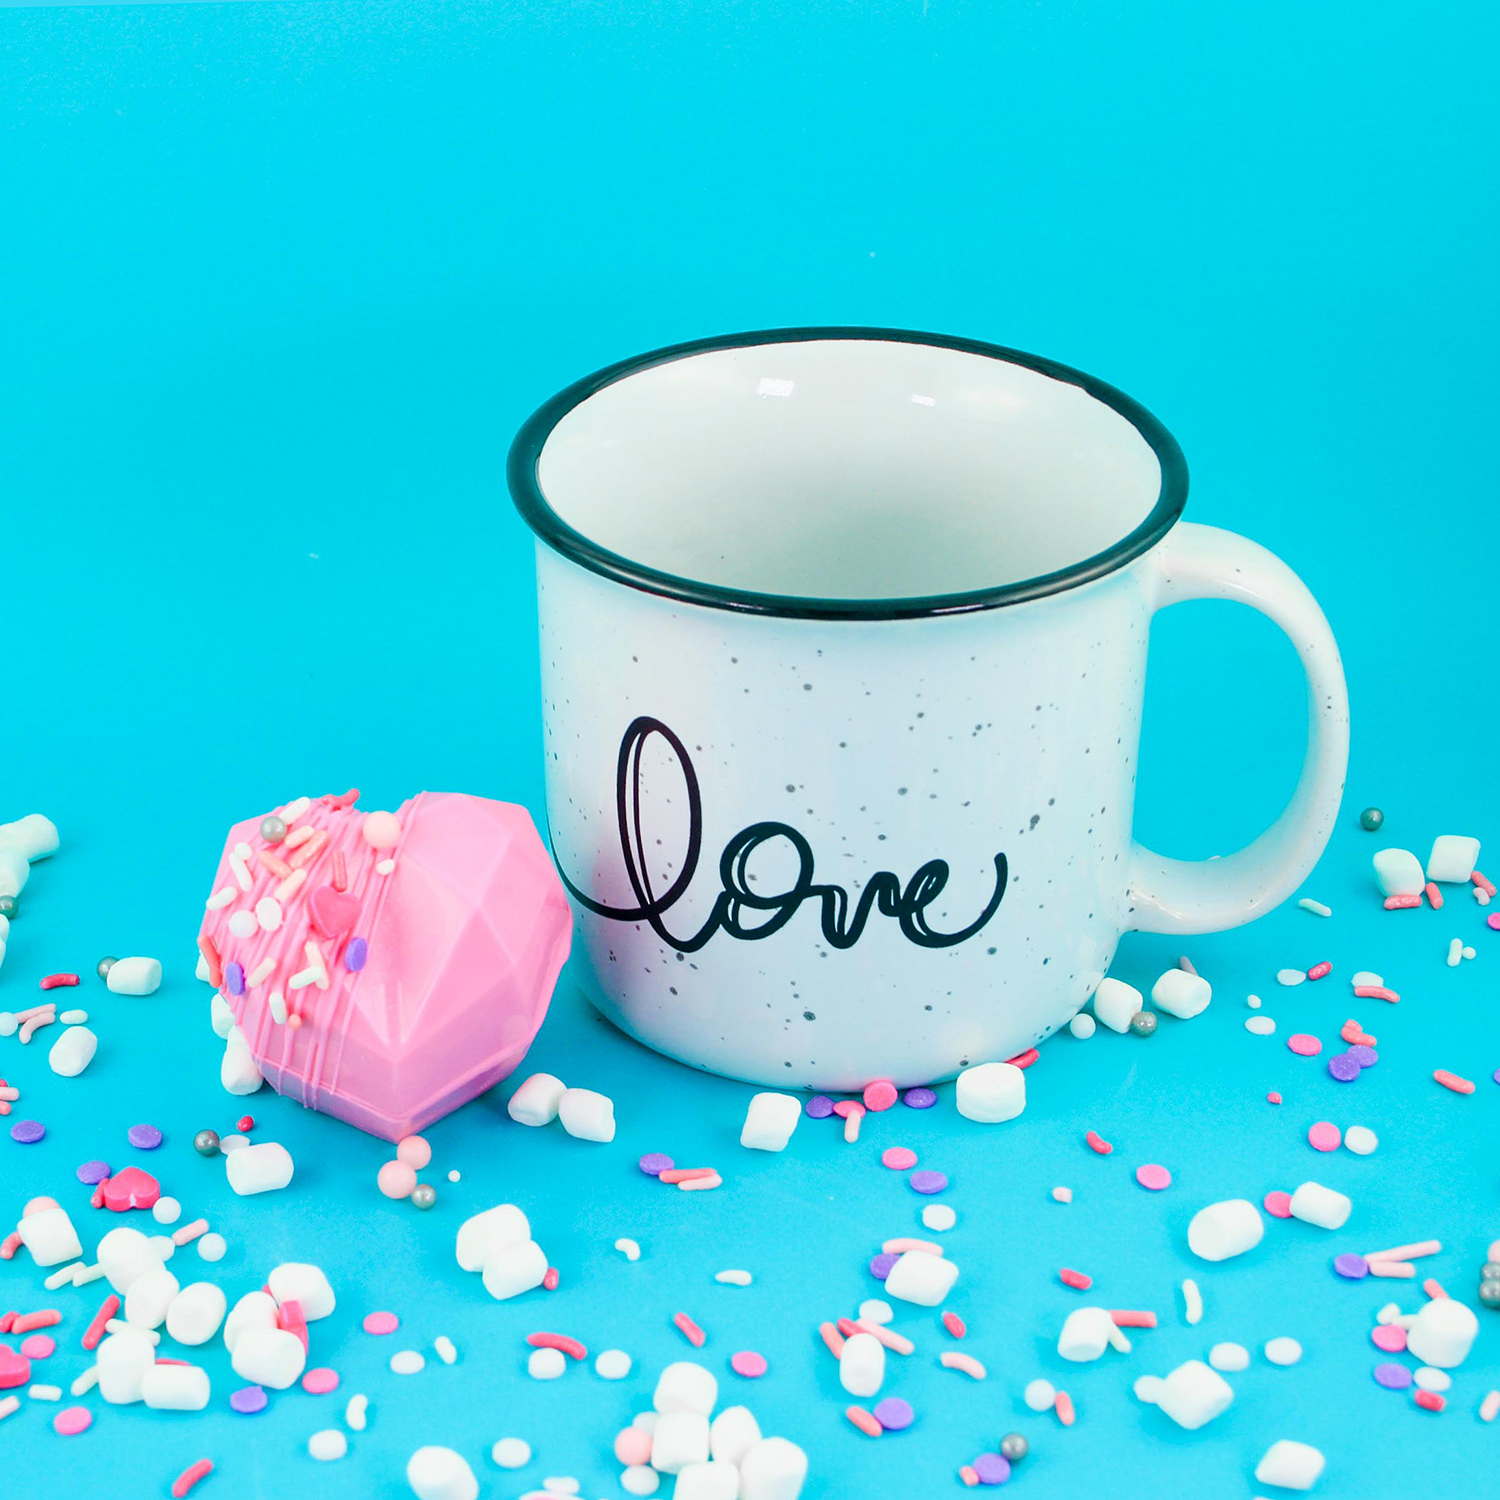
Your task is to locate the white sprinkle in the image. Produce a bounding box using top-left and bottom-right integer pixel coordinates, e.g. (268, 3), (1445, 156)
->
(434, 1335), (457, 1365)
(447, 1169), (461, 1182)
(390, 1350), (425, 1375)
(621, 1465), (659, 1497)
(0, 1396), (17, 1422)
(73, 1263), (104, 1285)
(1245, 1016), (1277, 1036)
(542, 1480), (580, 1496)
(28, 1384), (61, 1402)
(1023, 1378), (1057, 1412)
(58, 1009), (87, 1025)
(281, 796), (311, 824)
(43, 1263), (83, 1291)
(70, 1367), (99, 1397)
(614, 1238), (641, 1261)
(308, 1429), (347, 1461)
(1208, 1341), (1250, 1372)
(1415, 1366), (1452, 1393)
(922, 1204), (957, 1232)
(1181, 1279), (1203, 1326)
(229, 851), (253, 892)
(858, 1299), (895, 1326)
(528, 1347), (566, 1380)
(594, 1348), (632, 1380)
(1344, 1125), (1379, 1156)
(228, 910), (257, 940)
(1351, 970), (1384, 989)
(247, 957), (276, 988)
(1276, 968), (1306, 987)
(1480, 1390), (1500, 1422)
(376, 858), (395, 875)
(1447, 938), (1463, 967)
(255, 899), (283, 934)
(152, 1196), (182, 1226)
(1246, 993), (1262, 1009)
(289, 967), (321, 991)
(1463, 945), (1477, 960)
(268, 990), (288, 1024)
(714, 1269), (753, 1286)
(206, 886), (237, 911)
(1298, 898), (1332, 917)
(1478, 887), (1492, 906)
(345, 1393), (369, 1431)
(1376, 1303), (1403, 1325)
(1052, 1186), (1073, 1204)
(1068, 1011), (1096, 1039)
(492, 1437), (532, 1468)
(197, 1233), (227, 1263)
(1264, 1337), (1302, 1366)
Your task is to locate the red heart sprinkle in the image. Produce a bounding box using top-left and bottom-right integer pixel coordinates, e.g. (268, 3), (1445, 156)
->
(309, 885), (361, 940)
(101, 1166), (161, 1213)
(0, 1344), (31, 1389)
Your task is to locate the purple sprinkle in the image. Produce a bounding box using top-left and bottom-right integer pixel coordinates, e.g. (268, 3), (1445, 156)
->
(973, 1453), (1011, 1485)
(869, 1252), (898, 1280)
(909, 1169), (948, 1195)
(873, 1396), (914, 1430)
(225, 961), (245, 997)
(1334, 1252), (1369, 1280)
(345, 937), (368, 972)
(9, 1120), (44, 1144)
(229, 1384), (269, 1413)
(1493, 1066), (1500, 1086)
(1346, 1044), (1378, 1068)
(806, 1095), (835, 1120)
(1327, 1053), (1362, 1082)
(1374, 1362), (1413, 1390)
(75, 1160), (111, 1185)
(127, 1123), (163, 1150)
(638, 1152), (674, 1176)
(902, 1087), (938, 1109)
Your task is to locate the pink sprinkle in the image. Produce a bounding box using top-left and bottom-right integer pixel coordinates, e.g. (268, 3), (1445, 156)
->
(1425, 882), (1443, 909)
(942, 1311), (966, 1339)
(1306, 961), (1332, 981)
(1084, 1130), (1112, 1155)
(1135, 1164), (1172, 1191)
(1267, 1091), (1283, 1105)
(53, 1406), (92, 1436)
(301, 1367), (340, 1394)
(543, 1267), (561, 1290)
(880, 1147), (918, 1171)
(863, 1079), (898, 1112)
(730, 1350), (768, 1377)
(1287, 1033), (1323, 1056)
(1371, 1324), (1407, 1352)
(19, 1333), (55, 1359)
(362, 1311), (399, 1336)
(1059, 1267), (1092, 1290)
(673, 1312), (707, 1347)
(615, 1427), (653, 1466)
(1264, 1190), (1293, 1218)
(1489, 913), (1500, 931)
(1308, 1121), (1342, 1152)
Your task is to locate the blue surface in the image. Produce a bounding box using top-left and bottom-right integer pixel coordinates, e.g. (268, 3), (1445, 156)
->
(3, 2), (1498, 1497)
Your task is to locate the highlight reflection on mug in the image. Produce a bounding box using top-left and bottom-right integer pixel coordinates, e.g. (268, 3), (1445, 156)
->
(555, 716), (1010, 954)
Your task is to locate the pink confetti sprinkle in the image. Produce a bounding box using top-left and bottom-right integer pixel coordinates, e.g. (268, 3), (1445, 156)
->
(1371, 1324), (1408, 1352)
(1308, 1121), (1342, 1152)
(730, 1350), (768, 1378)
(880, 1147), (918, 1171)
(301, 1367), (340, 1394)
(1266, 1091), (1283, 1105)
(362, 1311), (399, 1336)
(1287, 1033), (1322, 1057)
(19, 1333), (55, 1359)
(52, 1406), (92, 1436)
(1264, 1190), (1293, 1218)
(1135, 1164), (1172, 1191)
(862, 1079), (898, 1112)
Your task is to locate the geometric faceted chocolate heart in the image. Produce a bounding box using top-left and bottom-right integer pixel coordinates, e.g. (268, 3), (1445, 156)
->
(308, 885), (360, 940)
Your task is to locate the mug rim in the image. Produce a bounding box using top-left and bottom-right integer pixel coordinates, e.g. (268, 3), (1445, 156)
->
(507, 326), (1189, 621)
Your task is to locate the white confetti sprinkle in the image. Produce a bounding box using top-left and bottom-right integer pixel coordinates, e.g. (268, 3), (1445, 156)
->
(714, 1269), (752, 1286)
(390, 1350), (425, 1375)
(1245, 1016), (1276, 1036)
(1298, 898), (1332, 917)
(1276, 968), (1306, 987)
(614, 1238), (641, 1261)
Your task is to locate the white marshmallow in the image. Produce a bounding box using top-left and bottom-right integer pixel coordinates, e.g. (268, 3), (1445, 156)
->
(1288, 1181), (1351, 1230)
(210, 992), (236, 1039)
(231, 1325), (308, 1389)
(95, 1326), (157, 1403)
(1428, 835), (1480, 884)
(267, 1262), (336, 1321)
(740, 1092), (803, 1151)
(97, 1226), (160, 1294)
(838, 1331), (885, 1396)
(884, 1249), (960, 1306)
(1151, 968), (1211, 1019)
(1373, 848), (1425, 897)
(507, 1072), (567, 1127)
(166, 1282), (227, 1346)
(654, 1361), (718, 1417)
(674, 1462), (740, 1500)
(106, 956), (162, 996)
(16, 1205), (82, 1267)
(1092, 976), (1142, 1032)
(0, 814), (59, 862)
(48, 1025), (97, 1078)
(221, 1025), (264, 1096)
(955, 1061), (1026, 1123)
(142, 1362), (210, 1411)
(196, 953), (212, 983)
(1187, 1199), (1264, 1261)
(223, 1291), (280, 1353)
(1254, 1440), (1326, 1491)
(1135, 1359), (1233, 1429)
(455, 1204), (530, 1273)
(709, 1405), (762, 1466)
(480, 1238), (548, 1301)
(1406, 1297), (1479, 1369)
(1058, 1306), (1129, 1362)
(557, 1086), (616, 1142)
(651, 1411), (711, 1474)
(406, 1445), (479, 1500)
(0, 848), (29, 899)
(124, 1265), (179, 1329)
(226, 1141), (293, 1195)
(739, 1437), (808, 1500)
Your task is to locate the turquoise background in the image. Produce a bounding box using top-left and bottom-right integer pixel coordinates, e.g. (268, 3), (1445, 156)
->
(2, 2), (1497, 1497)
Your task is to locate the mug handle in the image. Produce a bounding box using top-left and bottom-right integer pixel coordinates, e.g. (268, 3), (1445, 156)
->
(1126, 521), (1350, 935)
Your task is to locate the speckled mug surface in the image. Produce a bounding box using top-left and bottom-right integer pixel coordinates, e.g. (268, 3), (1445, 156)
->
(509, 329), (1348, 1088)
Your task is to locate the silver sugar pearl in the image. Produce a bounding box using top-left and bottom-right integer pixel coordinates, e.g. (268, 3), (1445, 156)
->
(260, 815), (288, 844)
(97, 956), (118, 980)
(1000, 1433), (1028, 1462)
(410, 1183), (437, 1210)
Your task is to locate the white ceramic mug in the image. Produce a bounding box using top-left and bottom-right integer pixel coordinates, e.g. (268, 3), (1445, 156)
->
(509, 329), (1348, 1089)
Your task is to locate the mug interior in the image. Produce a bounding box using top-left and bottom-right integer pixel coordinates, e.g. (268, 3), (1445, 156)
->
(517, 330), (1185, 616)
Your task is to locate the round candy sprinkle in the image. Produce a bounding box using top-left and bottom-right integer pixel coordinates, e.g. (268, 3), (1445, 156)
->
(0, 895), (16, 918)
(869, 1252), (898, 1280)
(1327, 1054), (1362, 1083)
(363, 811), (402, 849)
(1308, 1121), (1343, 1152)
(197, 1233), (227, 1263)
(881, 1147), (918, 1171)
(345, 937), (368, 971)
(730, 1351), (767, 1378)
(377, 1160), (417, 1199)
(1000, 1433), (1028, 1462)
(396, 1134), (432, 1169)
(1023, 1379), (1057, 1412)
(902, 1087), (938, 1109)
(493, 1438), (532, 1469)
(806, 1096), (835, 1119)
(261, 815), (288, 844)
(909, 1170), (948, 1195)
(1129, 1010), (1157, 1036)
(127, 1123), (163, 1150)
(1264, 1190), (1293, 1218)
(1287, 1034), (1322, 1056)
(193, 1129), (221, 1156)
(1334, 1253), (1369, 1279)
(20, 1334), (55, 1359)
(95, 956), (115, 980)
(1359, 807), (1385, 831)
(863, 1079), (898, 1112)
(873, 1397), (914, 1431)
(75, 1160), (111, 1185)
(410, 1184), (437, 1210)
(363, 1312), (400, 1335)
(1480, 1279), (1500, 1308)
(638, 1152), (674, 1176)
(230, 1385), (268, 1414)
(53, 1406), (92, 1436)
(1371, 1324), (1407, 1352)
(1135, 1164), (1172, 1191)
(10, 1120), (44, 1144)
(1346, 1044), (1378, 1068)
(302, 1367), (340, 1395)
(1374, 1361), (1412, 1389)
(973, 1454), (1011, 1485)
(1267, 1091), (1283, 1105)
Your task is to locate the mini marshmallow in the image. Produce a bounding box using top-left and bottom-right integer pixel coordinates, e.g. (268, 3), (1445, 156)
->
(507, 1072), (567, 1127)
(1151, 968), (1211, 1019)
(210, 992), (236, 1039)
(1428, 835), (1481, 884)
(406, 1445), (479, 1500)
(223, 1291), (279, 1353)
(480, 1238), (548, 1301)
(1288, 1181), (1351, 1230)
(1254, 1440), (1326, 1491)
(124, 1265), (180, 1329)
(558, 1086), (616, 1142)
(955, 1061), (1026, 1123)
(1187, 1199), (1264, 1261)
(739, 1437), (809, 1500)
(674, 1462), (740, 1500)
(48, 1025), (97, 1078)
(740, 1092), (803, 1151)
(166, 1282), (227, 1346)
(225, 1141), (294, 1196)
(106, 957), (162, 996)
(1373, 848), (1425, 898)
(16, 1205), (82, 1267)
(1058, 1306), (1129, 1362)
(1092, 976), (1142, 1033)
(95, 1326), (157, 1404)
(1406, 1297), (1479, 1369)
(267, 1262), (336, 1321)
(651, 1411), (711, 1474)
(709, 1405), (762, 1466)
(455, 1204), (530, 1273)
(97, 1226), (161, 1294)
(231, 1325), (308, 1389)
(1135, 1359), (1233, 1429)
(142, 1362), (210, 1411)
(884, 1249), (960, 1306)
(838, 1331), (885, 1396)
(221, 1025), (264, 1096)
(0, 813), (60, 862)
(654, 1361), (718, 1417)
